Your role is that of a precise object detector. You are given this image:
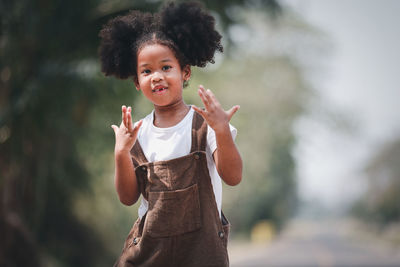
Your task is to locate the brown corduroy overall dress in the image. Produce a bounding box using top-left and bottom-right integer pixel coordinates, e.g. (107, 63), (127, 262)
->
(114, 111), (230, 267)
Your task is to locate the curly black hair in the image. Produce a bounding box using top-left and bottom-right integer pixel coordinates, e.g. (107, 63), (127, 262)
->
(98, 1), (223, 80)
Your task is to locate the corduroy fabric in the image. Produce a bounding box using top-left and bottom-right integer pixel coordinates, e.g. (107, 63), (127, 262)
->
(114, 111), (230, 267)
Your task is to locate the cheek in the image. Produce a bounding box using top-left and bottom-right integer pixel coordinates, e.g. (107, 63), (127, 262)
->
(170, 71), (184, 82)
(138, 76), (149, 86)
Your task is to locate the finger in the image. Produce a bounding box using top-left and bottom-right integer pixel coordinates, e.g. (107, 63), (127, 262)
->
(126, 106), (132, 127)
(124, 106), (131, 128)
(133, 120), (143, 132)
(131, 120), (143, 139)
(121, 105), (126, 122)
(201, 86), (213, 104)
(227, 105), (240, 121)
(127, 107), (133, 132)
(111, 125), (118, 135)
(198, 86), (210, 109)
(206, 88), (215, 100)
(192, 105), (207, 118)
(206, 89), (220, 107)
(198, 86), (207, 102)
(122, 105), (128, 128)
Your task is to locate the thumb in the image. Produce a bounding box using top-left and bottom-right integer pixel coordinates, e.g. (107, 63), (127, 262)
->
(192, 105), (206, 118)
(111, 125), (118, 134)
(227, 105), (240, 120)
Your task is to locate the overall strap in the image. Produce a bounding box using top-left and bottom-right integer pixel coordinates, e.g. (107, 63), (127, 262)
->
(130, 141), (148, 167)
(190, 111), (208, 153)
(130, 141), (148, 200)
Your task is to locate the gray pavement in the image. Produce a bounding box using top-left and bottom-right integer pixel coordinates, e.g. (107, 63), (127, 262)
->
(229, 219), (400, 267)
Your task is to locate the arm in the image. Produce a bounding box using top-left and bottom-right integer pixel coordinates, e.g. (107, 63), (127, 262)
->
(114, 149), (140, 206)
(192, 85), (243, 186)
(213, 126), (242, 186)
(111, 105), (143, 205)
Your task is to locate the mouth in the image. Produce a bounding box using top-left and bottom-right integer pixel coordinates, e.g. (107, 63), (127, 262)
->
(152, 86), (168, 95)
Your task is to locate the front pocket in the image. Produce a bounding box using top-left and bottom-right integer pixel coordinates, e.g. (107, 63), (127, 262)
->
(145, 183), (202, 238)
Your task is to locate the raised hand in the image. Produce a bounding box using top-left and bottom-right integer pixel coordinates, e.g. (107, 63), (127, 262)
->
(111, 105), (142, 153)
(192, 85), (240, 134)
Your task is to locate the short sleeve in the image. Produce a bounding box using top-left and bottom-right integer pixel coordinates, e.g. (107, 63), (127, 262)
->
(207, 124), (237, 155)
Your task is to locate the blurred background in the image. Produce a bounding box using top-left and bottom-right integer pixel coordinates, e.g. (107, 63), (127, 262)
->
(1, 0), (400, 266)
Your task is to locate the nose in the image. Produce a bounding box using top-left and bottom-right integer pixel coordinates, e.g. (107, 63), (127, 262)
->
(151, 71), (163, 83)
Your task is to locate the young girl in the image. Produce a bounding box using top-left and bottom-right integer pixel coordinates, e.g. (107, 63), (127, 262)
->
(99, 2), (242, 266)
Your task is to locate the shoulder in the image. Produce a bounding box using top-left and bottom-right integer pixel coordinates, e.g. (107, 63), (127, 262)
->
(207, 123), (237, 140)
(206, 123), (237, 154)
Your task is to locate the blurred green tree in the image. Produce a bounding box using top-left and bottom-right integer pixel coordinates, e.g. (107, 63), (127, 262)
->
(135, 6), (325, 235)
(0, 0), (282, 266)
(352, 138), (400, 225)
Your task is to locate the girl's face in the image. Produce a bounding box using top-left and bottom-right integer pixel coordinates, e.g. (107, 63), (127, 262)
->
(135, 44), (190, 108)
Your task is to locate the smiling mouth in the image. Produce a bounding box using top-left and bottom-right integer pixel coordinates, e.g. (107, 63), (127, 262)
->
(152, 87), (167, 94)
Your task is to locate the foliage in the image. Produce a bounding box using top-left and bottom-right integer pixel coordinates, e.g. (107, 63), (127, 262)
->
(0, 0), (279, 266)
(351, 138), (400, 225)
(191, 8), (317, 234)
(0, 0), (117, 265)
(187, 54), (307, 234)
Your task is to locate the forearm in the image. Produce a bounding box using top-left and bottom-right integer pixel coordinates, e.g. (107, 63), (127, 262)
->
(114, 149), (140, 205)
(214, 125), (243, 186)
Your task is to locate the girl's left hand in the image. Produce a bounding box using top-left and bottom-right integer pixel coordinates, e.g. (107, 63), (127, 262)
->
(192, 85), (240, 134)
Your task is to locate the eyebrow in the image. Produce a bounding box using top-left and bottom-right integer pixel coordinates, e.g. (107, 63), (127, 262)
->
(139, 59), (173, 68)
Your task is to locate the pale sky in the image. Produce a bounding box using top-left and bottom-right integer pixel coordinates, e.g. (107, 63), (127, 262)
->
(283, 0), (400, 211)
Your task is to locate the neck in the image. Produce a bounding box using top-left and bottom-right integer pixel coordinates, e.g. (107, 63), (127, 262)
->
(153, 100), (190, 128)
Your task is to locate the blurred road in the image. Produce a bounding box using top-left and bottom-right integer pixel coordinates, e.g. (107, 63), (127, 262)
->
(229, 218), (400, 267)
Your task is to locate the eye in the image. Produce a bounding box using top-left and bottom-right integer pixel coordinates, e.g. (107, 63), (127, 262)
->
(162, 65), (171, 71)
(142, 69), (151, 74)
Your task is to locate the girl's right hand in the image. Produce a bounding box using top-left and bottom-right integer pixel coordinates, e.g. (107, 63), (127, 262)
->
(111, 105), (143, 153)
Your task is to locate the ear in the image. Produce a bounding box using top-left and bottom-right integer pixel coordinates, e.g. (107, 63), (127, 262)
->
(182, 65), (191, 81)
(133, 77), (140, 91)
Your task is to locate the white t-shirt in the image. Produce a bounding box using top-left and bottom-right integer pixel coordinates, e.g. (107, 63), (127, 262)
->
(135, 106), (237, 219)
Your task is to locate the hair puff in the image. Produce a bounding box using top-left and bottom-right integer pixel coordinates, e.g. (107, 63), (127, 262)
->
(160, 1), (223, 67)
(98, 11), (153, 79)
(98, 2), (223, 80)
